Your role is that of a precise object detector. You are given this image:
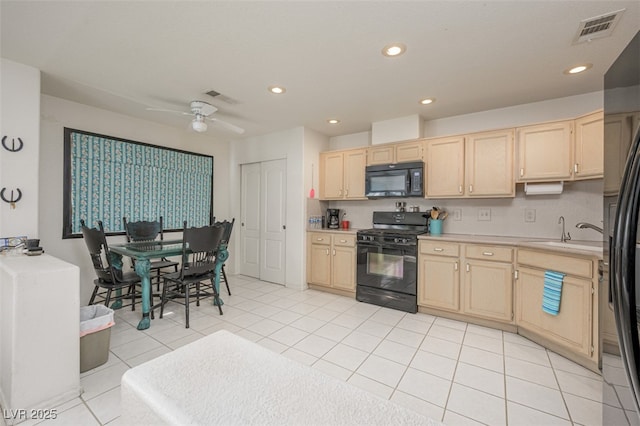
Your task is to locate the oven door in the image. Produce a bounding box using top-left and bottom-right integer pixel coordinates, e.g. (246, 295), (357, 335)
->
(356, 241), (417, 295)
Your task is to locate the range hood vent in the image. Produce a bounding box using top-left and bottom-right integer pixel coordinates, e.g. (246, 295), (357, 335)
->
(573, 9), (624, 44)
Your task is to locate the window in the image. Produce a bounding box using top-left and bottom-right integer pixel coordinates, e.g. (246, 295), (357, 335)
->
(63, 128), (213, 238)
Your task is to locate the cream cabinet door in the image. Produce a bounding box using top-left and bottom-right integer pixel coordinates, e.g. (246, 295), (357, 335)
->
(343, 149), (367, 199)
(516, 266), (592, 357)
(367, 145), (395, 165)
(426, 136), (465, 198)
(395, 140), (424, 163)
(319, 152), (344, 199)
(332, 245), (356, 291)
(308, 243), (332, 287)
(574, 111), (603, 180)
(418, 255), (460, 311)
(463, 259), (513, 322)
(517, 121), (573, 182)
(604, 113), (634, 195)
(465, 130), (515, 197)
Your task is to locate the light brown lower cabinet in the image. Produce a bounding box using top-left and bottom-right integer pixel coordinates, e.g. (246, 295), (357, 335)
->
(463, 245), (514, 323)
(515, 249), (598, 363)
(418, 241), (460, 311)
(418, 241), (514, 324)
(307, 232), (356, 293)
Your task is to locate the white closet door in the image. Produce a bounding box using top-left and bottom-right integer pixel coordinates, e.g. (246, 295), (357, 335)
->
(240, 159), (286, 284)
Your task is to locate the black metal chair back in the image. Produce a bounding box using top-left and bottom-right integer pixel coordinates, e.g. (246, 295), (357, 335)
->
(123, 216), (165, 243)
(179, 222), (225, 280)
(81, 219), (120, 282)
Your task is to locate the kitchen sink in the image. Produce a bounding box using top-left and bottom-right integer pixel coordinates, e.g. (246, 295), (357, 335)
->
(528, 241), (602, 253)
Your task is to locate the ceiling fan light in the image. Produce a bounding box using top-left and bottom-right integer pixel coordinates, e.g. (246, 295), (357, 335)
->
(192, 118), (208, 132)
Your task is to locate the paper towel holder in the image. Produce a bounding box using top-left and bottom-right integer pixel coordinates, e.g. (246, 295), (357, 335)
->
(524, 182), (564, 195)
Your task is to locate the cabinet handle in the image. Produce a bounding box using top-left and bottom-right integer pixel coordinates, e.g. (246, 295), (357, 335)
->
(574, 163), (579, 173)
(469, 184), (473, 193)
(340, 239), (347, 243)
(434, 247), (444, 252)
(454, 262), (458, 271)
(332, 249), (336, 256)
(520, 168), (524, 177)
(466, 263), (470, 272)
(339, 189), (343, 196)
(482, 251), (494, 256)
(458, 185), (463, 194)
(345, 189), (349, 196)
(316, 238), (324, 241)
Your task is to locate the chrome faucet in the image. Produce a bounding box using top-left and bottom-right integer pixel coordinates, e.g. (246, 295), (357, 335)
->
(558, 216), (571, 242)
(575, 222), (603, 234)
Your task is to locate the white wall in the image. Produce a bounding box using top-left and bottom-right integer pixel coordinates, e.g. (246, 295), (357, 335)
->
(40, 95), (232, 303)
(423, 92), (603, 137)
(328, 92), (605, 241)
(0, 59), (40, 238)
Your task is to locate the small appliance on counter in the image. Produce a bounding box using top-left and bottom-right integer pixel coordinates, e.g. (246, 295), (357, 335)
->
(326, 208), (341, 229)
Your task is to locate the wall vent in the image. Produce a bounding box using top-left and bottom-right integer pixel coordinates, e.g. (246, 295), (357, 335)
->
(573, 9), (625, 44)
(205, 89), (239, 105)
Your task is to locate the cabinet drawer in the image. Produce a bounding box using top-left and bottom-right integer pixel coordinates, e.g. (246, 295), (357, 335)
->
(517, 249), (593, 279)
(465, 244), (513, 263)
(309, 233), (331, 245)
(420, 240), (459, 257)
(333, 235), (356, 247)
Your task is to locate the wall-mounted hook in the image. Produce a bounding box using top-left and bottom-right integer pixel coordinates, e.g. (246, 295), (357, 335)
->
(1, 136), (24, 152)
(0, 188), (22, 209)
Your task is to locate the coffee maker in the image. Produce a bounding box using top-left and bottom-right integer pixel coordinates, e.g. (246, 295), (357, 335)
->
(326, 208), (340, 229)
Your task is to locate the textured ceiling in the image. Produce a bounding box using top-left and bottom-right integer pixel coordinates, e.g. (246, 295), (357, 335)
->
(2, 1), (639, 140)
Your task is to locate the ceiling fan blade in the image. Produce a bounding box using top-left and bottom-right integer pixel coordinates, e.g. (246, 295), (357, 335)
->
(207, 117), (245, 134)
(146, 107), (193, 116)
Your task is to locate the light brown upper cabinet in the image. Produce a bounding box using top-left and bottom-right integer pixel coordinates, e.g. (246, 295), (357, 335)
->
(426, 129), (514, 198)
(604, 112), (638, 195)
(319, 148), (367, 200)
(516, 120), (574, 182)
(367, 140), (424, 165)
(517, 113), (605, 183)
(574, 111), (604, 180)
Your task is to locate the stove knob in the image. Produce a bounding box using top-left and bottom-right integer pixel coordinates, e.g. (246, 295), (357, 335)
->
(394, 238), (400, 243)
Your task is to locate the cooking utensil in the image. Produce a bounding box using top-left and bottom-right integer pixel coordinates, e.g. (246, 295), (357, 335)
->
(438, 211), (448, 220)
(309, 164), (315, 199)
(431, 209), (439, 220)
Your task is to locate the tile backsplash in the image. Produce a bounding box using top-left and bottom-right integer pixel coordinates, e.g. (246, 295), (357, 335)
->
(320, 179), (603, 242)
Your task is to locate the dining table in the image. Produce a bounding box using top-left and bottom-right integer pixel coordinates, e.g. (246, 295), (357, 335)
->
(109, 239), (229, 330)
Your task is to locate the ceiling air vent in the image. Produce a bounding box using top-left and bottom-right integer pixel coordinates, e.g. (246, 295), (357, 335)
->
(573, 9), (625, 44)
(205, 89), (239, 105)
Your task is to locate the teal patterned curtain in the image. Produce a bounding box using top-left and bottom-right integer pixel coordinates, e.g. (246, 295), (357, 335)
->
(64, 129), (213, 237)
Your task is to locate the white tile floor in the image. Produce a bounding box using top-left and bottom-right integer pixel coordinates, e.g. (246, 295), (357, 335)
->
(8, 275), (640, 426)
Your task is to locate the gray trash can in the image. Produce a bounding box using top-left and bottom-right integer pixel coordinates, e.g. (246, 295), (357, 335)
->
(80, 305), (114, 373)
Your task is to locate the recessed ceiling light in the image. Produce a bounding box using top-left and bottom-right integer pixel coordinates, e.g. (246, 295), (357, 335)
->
(564, 63), (592, 74)
(327, 119), (340, 124)
(382, 43), (406, 57)
(268, 85), (286, 94)
(419, 98), (435, 105)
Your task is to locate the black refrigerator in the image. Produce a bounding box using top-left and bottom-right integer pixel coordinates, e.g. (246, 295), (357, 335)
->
(605, 30), (640, 423)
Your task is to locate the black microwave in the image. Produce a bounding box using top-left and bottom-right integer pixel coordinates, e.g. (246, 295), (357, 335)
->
(365, 161), (424, 198)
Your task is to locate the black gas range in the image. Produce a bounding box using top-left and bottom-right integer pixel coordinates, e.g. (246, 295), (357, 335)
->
(356, 211), (430, 313)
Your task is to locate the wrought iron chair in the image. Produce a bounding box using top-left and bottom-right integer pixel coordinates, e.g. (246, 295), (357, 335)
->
(123, 216), (179, 291)
(160, 222), (225, 328)
(81, 219), (141, 309)
(214, 218), (235, 296)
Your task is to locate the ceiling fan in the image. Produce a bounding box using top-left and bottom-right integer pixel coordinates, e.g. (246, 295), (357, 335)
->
(147, 100), (245, 134)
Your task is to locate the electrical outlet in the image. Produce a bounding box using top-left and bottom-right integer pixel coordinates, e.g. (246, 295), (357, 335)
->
(453, 209), (462, 221)
(478, 208), (491, 221)
(525, 208), (536, 223)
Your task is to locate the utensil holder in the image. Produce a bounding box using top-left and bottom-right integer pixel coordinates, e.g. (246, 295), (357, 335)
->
(430, 219), (443, 235)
